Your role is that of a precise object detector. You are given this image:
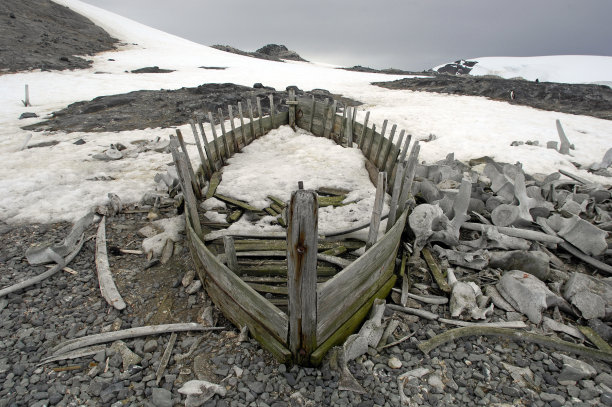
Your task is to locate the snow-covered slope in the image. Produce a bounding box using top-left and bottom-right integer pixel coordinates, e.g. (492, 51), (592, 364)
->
(435, 55), (612, 85)
(0, 0), (611, 224)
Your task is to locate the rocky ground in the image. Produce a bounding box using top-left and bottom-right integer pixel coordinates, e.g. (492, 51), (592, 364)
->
(0, 0), (118, 73)
(2, 206), (612, 407)
(211, 44), (307, 63)
(373, 75), (612, 121)
(21, 83), (361, 133)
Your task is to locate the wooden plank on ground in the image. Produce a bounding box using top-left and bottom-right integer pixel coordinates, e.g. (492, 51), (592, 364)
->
(214, 194), (260, 211)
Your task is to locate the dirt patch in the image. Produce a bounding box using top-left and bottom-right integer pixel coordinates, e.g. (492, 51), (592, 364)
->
(23, 83), (362, 133)
(374, 75), (612, 120)
(0, 0), (118, 73)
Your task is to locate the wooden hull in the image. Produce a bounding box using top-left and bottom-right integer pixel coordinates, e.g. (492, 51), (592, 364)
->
(177, 93), (413, 365)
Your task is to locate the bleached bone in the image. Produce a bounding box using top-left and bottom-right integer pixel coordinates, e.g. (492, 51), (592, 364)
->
(25, 212), (94, 265)
(178, 380), (227, 406)
(430, 178), (472, 247)
(418, 178), (442, 203)
(408, 204), (448, 256)
(515, 172), (553, 220)
(556, 119), (572, 155)
(496, 270), (566, 324)
(546, 141), (559, 150)
(484, 162), (512, 194)
(491, 204), (530, 227)
(484, 285), (516, 312)
(398, 368), (431, 406)
(95, 217), (126, 311)
(489, 250), (550, 282)
(462, 222), (562, 244)
(591, 147), (612, 171)
(447, 268), (493, 320)
(548, 214), (607, 256)
(433, 245), (488, 270)
(542, 317), (586, 340)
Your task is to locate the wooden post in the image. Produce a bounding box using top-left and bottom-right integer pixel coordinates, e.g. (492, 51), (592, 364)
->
(24, 84), (31, 107)
(324, 100), (337, 139)
(338, 107), (346, 144)
(366, 172), (387, 250)
(170, 140), (202, 236)
(346, 107), (353, 147)
(175, 129), (201, 199)
(223, 236), (238, 271)
(288, 89), (297, 129)
(269, 95), (276, 129)
(365, 124), (376, 159)
(197, 116), (217, 173)
(387, 161), (406, 232)
(309, 95), (316, 133)
(388, 129), (405, 189)
(397, 142), (420, 213)
(189, 119), (212, 180)
(399, 133), (412, 163)
(207, 111), (225, 165)
(381, 124), (397, 171)
(217, 108), (231, 158)
(256, 97), (265, 137)
(247, 99), (256, 141)
(374, 120), (388, 168)
(228, 105), (240, 151)
(320, 98), (329, 137)
(238, 102), (247, 145)
(287, 189), (318, 364)
(358, 111), (370, 149)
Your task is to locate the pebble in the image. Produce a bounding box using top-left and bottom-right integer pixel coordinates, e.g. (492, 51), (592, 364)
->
(388, 357), (402, 369)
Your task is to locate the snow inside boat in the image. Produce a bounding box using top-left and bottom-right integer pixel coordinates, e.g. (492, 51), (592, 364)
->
(172, 91), (419, 365)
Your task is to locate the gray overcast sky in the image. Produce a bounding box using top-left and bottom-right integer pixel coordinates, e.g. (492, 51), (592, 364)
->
(83, 0), (612, 71)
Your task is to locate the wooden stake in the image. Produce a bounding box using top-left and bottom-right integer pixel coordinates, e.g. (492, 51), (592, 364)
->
(387, 161), (407, 232)
(320, 98), (329, 136)
(223, 236), (238, 271)
(399, 133), (412, 163)
(207, 111), (225, 165)
(324, 100), (337, 139)
(346, 107), (353, 147)
(269, 94), (276, 129)
(358, 111), (370, 149)
(366, 172), (387, 250)
(389, 129), (405, 187)
(189, 119), (212, 180)
(238, 102), (247, 145)
(287, 189), (318, 364)
(228, 105), (240, 151)
(156, 332), (177, 385)
(338, 107), (346, 144)
(173, 147), (202, 236)
(256, 97), (265, 137)
(374, 120), (388, 168)
(365, 124), (376, 159)
(397, 142), (420, 213)
(288, 89), (296, 128)
(309, 95), (316, 133)
(196, 117), (217, 173)
(175, 129), (201, 198)
(247, 99), (256, 141)
(381, 124), (397, 171)
(217, 108), (231, 158)
(23, 84), (31, 107)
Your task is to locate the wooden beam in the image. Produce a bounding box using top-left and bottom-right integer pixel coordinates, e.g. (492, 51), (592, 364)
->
(288, 89), (296, 128)
(374, 119), (388, 168)
(256, 97), (265, 137)
(247, 99), (256, 141)
(175, 129), (201, 199)
(237, 102), (248, 145)
(287, 190), (319, 364)
(366, 172), (387, 250)
(358, 111), (370, 149)
(324, 100), (337, 139)
(196, 116), (217, 173)
(388, 129), (405, 188)
(387, 161), (406, 232)
(269, 94), (276, 129)
(223, 236), (238, 271)
(381, 124), (397, 171)
(207, 111), (225, 165)
(345, 107), (353, 147)
(227, 105), (240, 151)
(217, 108), (231, 158)
(189, 120), (212, 180)
(174, 149), (202, 237)
(365, 124), (376, 159)
(309, 95), (316, 133)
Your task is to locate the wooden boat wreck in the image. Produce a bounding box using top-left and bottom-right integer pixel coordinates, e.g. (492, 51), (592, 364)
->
(170, 90), (420, 365)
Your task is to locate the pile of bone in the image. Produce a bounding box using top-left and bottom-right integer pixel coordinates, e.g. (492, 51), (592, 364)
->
(405, 151), (612, 340)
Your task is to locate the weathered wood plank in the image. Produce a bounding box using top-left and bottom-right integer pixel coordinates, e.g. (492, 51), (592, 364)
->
(247, 99), (256, 141)
(309, 96), (316, 133)
(288, 89), (296, 128)
(381, 124), (397, 172)
(227, 105), (240, 152)
(217, 108), (231, 158)
(188, 220), (288, 343)
(207, 111), (225, 165)
(399, 133), (412, 163)
(237, 263), (336, 277)
(358, 111), (370, 149)
(223, 236), (238, 271)
(287, 190), (318, 363)
(374, 120), (388, 168)
(233, 239), (364, 252)
(346, 107), (353, 147)
(310, 275), (396, 366)
(316, 210), (407, 342)
(214, 193), (260, 211)
(237, 102), (248, 145)
(365, 124), (376, 159)
(196, 116), (218, 173)
(397, 142), (420, 213)
(175, 129), (201, 198)
(189, 119), (211, 180)
(324, 100), (337, 139)
(388, 129), (405, 187)
(269, 95), (276, 129)
(387, 161), (406, 232)
(248, 282), (288, 295)
(205, 171), (221, 200)
(320, 98), (329, 136)
(256, 97), (264, 137)
(175, 150), (202, 237)
(366, 172), (387, 250)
